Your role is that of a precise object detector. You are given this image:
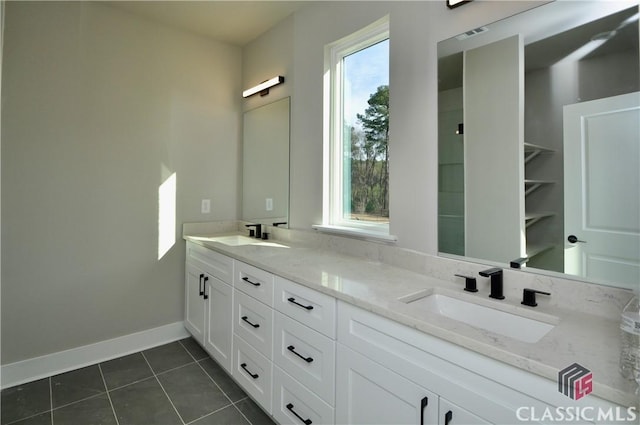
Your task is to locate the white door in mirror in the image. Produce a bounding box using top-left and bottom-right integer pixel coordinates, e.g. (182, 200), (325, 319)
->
(564, 92), (640, 289)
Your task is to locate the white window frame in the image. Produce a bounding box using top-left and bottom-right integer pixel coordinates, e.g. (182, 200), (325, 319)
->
(319, 16), (395, 241)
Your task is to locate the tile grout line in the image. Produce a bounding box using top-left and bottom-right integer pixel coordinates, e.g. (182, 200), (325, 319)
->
(183, 402), (238, 425)
(231, 396), (256, 425)
(182, 337), (256, 425)
(97, 363), (120, 425)
(193, 358), (254, 425)
(140, 351), (187, 425)
(191, 355), (247, 424)
(179, 339), (238, 408)
(193, 358), (234, 402)
(1, 379), (55, 425)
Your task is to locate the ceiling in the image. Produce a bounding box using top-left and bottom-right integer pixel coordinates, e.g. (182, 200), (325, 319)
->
(105, 1), (309, 46)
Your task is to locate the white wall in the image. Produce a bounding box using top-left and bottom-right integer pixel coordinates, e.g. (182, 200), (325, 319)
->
(243, 1), (545, 252)
(1, 2), (241, 364)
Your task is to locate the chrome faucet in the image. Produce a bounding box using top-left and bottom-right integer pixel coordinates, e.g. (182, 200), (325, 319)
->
(479, 267), (504, 299)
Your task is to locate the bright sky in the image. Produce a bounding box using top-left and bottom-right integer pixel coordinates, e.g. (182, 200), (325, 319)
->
(343, 39), (389, 128)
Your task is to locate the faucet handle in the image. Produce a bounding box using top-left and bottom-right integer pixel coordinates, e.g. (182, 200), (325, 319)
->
(521, 288), (551, 307)
(454, 274), (478, 292)
(479, 267), (502, 277)
(510, 257), (529, 269)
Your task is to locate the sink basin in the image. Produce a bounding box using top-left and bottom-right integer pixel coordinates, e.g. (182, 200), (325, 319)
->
(399, 290), (556, 343)
(193, 235), (289, 248)
(208, 235), (259, 246)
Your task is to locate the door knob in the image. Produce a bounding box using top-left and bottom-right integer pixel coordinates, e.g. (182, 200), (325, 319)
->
(567, 235), (587, 243)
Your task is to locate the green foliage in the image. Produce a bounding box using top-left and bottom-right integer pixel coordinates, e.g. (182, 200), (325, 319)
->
(348, 85), (389, 219)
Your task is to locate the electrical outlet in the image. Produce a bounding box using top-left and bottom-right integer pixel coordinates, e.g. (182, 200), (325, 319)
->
(201, 199), (211, 214)
(266, 198), (273, 211)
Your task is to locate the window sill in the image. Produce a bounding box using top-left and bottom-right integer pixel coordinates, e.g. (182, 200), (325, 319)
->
(312, 224), (397, 243)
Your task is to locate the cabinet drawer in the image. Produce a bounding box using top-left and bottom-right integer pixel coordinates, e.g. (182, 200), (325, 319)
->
(232, 334), (272, 414)
(234, 261), (274, 306)
(274, 276), (336, 339)
(272, 365), (335, 425)
(274, 312), (335, 405)
(186, 242), (233, 284)
(234, 289), (274, 359)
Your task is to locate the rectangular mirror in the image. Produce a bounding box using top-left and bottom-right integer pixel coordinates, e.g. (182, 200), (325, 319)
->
(242, 97), (290, 227)
(438, 1), (639, 289)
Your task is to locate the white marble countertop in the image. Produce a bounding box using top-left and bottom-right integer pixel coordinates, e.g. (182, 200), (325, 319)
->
(183, 229), (638, 408)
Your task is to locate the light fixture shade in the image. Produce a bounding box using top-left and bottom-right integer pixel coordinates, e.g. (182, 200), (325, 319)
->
(242, 76), (285, 98)
(447, 0), (472, 8)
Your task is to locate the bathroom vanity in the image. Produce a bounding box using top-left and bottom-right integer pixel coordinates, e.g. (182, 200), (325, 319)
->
(183, 222), (637, 425)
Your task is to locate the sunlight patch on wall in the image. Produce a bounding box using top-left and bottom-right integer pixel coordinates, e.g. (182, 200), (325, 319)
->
(158, 172), (176, 260)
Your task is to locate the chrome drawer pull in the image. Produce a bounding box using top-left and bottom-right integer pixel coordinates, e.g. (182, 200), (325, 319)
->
(286, 403), (312, 425)
(287, 345), (313, 363)
(287, 297), (313, 310)
(240, 363), (259, 379)
(241, 315), (260, 328)
(242, 276), (261, 287)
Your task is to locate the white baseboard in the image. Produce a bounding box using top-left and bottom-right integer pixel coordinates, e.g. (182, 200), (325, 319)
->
(1, 321), (190, 389)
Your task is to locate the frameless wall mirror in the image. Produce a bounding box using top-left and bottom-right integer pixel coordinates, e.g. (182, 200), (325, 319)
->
(242, 97), (290, 227)
(437, 1), (639, 289)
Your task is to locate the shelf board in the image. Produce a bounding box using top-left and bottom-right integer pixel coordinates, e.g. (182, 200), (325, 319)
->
(524, 143), (555, 164)
(526, 243), (554, 258)
(524, 180), (554, 196)
(525, 212), (555, 228)
(524, 142), (554, 153)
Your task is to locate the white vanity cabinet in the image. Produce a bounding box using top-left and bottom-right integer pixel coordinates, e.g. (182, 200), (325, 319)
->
(232, 260), (276, 414)
(184, 242), (234, 373)
(336, 301), (554, 425)
(336, 342), (492, 425)
(336, 343), (438, 425)
(439, 397), (491, 425)
(271, 277), (337, 425)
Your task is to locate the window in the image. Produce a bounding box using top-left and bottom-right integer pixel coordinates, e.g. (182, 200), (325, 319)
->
(322, 17), (392, 239)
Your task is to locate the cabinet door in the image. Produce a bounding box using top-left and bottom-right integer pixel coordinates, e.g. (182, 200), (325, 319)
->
(439, 398), (492, 425)
(336, 344), (438, 425)
(203, 276), (233, 373)
(185, 263), (206, 344)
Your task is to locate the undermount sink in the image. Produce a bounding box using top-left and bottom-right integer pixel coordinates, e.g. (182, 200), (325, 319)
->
(192, 235), (289, 248)
(399, 290), (556, 343)
(208, 235), (260, 246)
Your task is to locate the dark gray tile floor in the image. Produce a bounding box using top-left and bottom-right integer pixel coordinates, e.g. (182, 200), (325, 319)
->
(1, 338), (276, 425)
